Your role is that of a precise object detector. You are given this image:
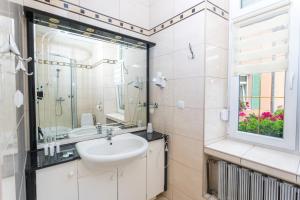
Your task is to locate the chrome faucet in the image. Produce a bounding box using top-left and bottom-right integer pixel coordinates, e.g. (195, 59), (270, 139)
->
(96, 123), (102, 134)
(106, 128), (113, 144)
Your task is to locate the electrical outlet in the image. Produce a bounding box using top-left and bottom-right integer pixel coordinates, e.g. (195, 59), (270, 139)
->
(176, 100), (185, 109)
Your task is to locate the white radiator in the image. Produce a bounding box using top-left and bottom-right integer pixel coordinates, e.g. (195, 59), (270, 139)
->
(217, 160), (300, 200)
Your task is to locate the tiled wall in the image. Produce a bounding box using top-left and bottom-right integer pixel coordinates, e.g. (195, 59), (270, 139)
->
(0, 0), (27, 200)
(24, 0), (151, 41)
(149, 1), (229, 199)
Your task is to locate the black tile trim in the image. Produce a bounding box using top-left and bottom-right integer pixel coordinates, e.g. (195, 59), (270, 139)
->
(31, 0), (228, 36)
(207, 8), (228, 21)
(207, 0), (229, 14)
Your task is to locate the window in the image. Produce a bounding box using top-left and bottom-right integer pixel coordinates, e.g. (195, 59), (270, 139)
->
(241, 0), (264, 8)
(229, 3), (299, 150)
(238, 72), (285, 138)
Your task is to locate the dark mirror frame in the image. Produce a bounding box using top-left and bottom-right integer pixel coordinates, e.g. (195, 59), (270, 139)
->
(25, 7), (155, 151)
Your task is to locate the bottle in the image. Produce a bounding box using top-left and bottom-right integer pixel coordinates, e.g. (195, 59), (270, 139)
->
(44, 143), (49, 156)
(147, 123), (153, 134)
(49, 143), (54, 156)
(49, 137), (55, 156)
(56, 142), (60, 153)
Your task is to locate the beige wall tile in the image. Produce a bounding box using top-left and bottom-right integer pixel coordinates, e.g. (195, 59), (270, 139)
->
(173, 12), (205, 51)
(204, 77), (227, 109)
(204, 108), (226, 144)
(173, 78), (205, 109)
(163, 183), (173, 200)
(150, 53), (174, 81)
(173, 108), (204, 140)
(150, 80), (174, 107)
(172, 161), (203, 200)
(151, 106), (167, 133)
(205, 11), (229, 49)
(173, 45), (205, 79)
(173, 188), (193, 200)
(205, 45), (228, 79)
(172, 134), (203, 170)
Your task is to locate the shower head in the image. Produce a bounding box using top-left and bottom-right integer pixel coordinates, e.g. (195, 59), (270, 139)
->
(128, 77), (143, 89)
(56, 68), (60, 78)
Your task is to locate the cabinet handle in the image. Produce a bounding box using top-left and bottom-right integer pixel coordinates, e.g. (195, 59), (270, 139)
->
(68, 171), (74, 177)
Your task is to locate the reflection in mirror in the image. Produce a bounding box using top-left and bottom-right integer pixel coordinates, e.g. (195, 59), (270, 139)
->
(34, 23), (147, 144)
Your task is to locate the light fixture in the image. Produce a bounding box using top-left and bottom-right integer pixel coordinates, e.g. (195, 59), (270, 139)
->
(83, 32), (91, 37)
(48, 23), (58, 29)
(49, 18), (60, 24)
(115, 35), (122, 40)
(110, 38), (117, 43)
(86, 27), (95, 33)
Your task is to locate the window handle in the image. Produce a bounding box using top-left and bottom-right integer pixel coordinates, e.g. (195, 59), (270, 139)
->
(289, 72), (294, 90)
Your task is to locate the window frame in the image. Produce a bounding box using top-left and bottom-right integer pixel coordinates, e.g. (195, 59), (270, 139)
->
(228, 1), (300, 150)
(230, 0), (289, 19)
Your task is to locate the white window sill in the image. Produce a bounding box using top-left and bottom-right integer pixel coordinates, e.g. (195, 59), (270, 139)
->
(204, 139), (300, 184)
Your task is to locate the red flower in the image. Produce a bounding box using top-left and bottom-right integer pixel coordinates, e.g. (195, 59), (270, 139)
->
(261, 112), (272, 119)
(239, 112), (246, 117)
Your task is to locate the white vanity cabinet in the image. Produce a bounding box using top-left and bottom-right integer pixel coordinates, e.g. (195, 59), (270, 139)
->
(35, 138), (165, 200)
(118, 157), (147, 200)
(36, 161), (78, 200)
(147, 139), (165, 200)
(77, 162), (118, 200)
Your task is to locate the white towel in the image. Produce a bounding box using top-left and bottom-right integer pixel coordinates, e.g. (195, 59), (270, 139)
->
(81, 113), (94, 127)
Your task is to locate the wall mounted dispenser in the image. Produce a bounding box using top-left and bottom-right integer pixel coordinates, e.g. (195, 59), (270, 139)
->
(152, 72), (167, 88)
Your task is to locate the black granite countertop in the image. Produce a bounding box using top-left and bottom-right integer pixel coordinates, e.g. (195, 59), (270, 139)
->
(26, 131), (165, 171)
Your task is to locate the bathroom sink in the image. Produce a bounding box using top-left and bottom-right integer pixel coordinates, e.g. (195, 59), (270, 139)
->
(68, 126), (97, 138)
(76, 133), (148, 167)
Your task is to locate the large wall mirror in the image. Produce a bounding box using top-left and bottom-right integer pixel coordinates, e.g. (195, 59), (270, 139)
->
(27, 11), (153, 147)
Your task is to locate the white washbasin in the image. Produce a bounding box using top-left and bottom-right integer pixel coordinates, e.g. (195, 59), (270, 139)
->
(76, 133), (148, 167)
(68, 126), (97, 138)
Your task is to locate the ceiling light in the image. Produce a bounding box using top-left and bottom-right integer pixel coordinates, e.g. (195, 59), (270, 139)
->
(49, 23), (58, 29)
(86, 27), (95, 33)
(115, 35), (122, 40)
(83, 32), (92, 36)
(49, 18), (60, 24)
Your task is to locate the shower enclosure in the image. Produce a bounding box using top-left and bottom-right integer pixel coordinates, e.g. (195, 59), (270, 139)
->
(35, 52), (78, 140)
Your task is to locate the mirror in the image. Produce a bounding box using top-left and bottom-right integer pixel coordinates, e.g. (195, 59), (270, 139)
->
(33, 21), (148, 145)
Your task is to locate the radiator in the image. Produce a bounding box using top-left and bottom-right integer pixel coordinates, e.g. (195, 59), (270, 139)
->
(217, 160), (300, 200)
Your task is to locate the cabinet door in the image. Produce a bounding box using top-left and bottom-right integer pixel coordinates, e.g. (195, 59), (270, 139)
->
(118, 157), (147, 200)
(78, 163), (117, 200)
(36, 161), (78, 200)
(147, 139), (165, 200)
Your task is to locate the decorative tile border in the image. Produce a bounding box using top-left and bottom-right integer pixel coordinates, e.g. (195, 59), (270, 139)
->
(31, 0), (229, 36)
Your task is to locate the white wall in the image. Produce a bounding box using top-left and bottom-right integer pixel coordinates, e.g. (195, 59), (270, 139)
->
(148, 1), (229, 199)
(0, 0), (27, 200)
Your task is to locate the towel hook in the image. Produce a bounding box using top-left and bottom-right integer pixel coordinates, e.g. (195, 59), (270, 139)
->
(3, 34), (34, 76)
(188, 42), (195, 60)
